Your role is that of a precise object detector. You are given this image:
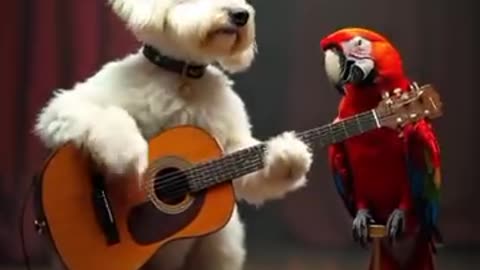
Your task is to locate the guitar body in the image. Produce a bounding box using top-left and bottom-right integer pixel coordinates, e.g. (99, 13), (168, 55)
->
(38, 126), (235, 270)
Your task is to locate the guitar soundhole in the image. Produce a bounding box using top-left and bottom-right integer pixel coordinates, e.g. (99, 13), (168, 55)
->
(153, 167), (190, 205)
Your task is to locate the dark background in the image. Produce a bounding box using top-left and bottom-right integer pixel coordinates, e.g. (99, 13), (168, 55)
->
(1, 0), (478, 269)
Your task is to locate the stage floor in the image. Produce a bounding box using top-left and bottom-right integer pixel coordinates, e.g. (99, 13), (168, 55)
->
(244, 247), (480, 270)
(2, 247), (478, 270)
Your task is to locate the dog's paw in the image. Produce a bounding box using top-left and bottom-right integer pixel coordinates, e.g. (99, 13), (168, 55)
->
(263, 131), (313, 185)
(85, 106), (148, 176)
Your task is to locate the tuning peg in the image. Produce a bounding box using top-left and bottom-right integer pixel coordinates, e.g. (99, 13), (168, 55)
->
(410, 82), (420, 91)
(424, 109), (430, 115)
(401, 92), (410, 100)
(393, 88), (402, 96)
(382, 91), (390, 99)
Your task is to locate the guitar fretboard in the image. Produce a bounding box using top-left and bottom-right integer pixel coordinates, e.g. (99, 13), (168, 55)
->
(186, 109), (380, 193)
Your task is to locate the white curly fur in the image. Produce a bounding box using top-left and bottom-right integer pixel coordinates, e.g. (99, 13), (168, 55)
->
(35, 0), (313, 269)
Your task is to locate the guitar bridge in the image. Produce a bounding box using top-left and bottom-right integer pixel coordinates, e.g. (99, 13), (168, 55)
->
(91, 172), (120, 246)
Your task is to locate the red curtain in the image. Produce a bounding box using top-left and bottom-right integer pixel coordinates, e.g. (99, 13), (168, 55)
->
(1, 0), (138, 263)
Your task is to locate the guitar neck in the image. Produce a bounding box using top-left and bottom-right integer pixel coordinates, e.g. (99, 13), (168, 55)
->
(188, 109), (381, 192)
(297, 109), (380, 146)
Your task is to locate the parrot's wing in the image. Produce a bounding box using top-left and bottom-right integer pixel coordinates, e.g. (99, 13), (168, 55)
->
(404, 119), (443, 245)
(328, 143), (356, 217)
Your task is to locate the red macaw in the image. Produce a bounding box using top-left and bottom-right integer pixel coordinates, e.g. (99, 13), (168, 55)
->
(320, 27), (443, 270)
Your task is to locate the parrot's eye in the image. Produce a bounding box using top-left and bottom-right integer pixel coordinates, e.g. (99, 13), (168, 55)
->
(344, 37), (372, 59)
(351, 36), (367, 48)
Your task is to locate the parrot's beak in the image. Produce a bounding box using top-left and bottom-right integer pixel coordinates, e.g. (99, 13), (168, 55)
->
(344, 57), (375, 85)
(323, 46), (347, 95)
(324, 44), (376, 95)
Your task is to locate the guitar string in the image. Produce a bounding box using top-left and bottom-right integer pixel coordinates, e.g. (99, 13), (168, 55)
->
(143, 114), (371, 194)
(142, 110), (375, 192)
(144, 113), (408, 201)
(143, 112), (378, 198)
(143, 89), (427, 197)
(145, 159), (265, 202)
(143, 150), (261, 202)
(142, 111), (378, 197)
(141, 112), (380, 199)
(146, 144), (264, 192)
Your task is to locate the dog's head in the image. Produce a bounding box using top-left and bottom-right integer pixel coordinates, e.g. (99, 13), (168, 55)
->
(109, 0), (257, 73)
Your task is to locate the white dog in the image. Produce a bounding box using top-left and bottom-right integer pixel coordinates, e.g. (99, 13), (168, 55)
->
(35, 0), (313, 269)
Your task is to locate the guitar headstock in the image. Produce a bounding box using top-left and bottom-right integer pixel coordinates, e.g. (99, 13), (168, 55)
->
(375, 83), (443, 129)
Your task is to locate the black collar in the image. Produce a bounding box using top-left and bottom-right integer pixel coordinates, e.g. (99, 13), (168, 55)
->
(142, 45), (207, 79)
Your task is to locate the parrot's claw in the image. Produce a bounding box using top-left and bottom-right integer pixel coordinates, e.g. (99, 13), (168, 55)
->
(386, 209), (406, 242)
(352, 209), (374, 248)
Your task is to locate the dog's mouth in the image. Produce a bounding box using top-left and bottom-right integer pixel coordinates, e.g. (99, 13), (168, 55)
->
(203, 24), (249, 53)
(211, 26), (239, 36)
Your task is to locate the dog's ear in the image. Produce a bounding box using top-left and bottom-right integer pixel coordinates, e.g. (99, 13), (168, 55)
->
(217, 42), (257, 74)
(108, 0), (169, 31)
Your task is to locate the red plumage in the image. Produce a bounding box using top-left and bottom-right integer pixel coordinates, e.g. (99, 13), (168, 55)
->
(322, 28), (442, 270)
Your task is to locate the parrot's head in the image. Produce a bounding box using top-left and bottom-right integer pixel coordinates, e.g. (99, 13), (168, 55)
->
(320, 27), (408, 95)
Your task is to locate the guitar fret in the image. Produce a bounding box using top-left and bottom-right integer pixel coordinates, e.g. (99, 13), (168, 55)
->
(342, 120), (349, 138)
(346, 124), (358, 136)
(328, 124), (336, 144)
(349, 115), (361, 134)
(372, 109), (381, 128)
(216, 155), (235, 181)
(355, 114), (363, 133)
(188, 144), (265, 192)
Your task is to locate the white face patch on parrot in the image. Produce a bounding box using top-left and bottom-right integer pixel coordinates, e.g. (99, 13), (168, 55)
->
(341, 36), (372, 59)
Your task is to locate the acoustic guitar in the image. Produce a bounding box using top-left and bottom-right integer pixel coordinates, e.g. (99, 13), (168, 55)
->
(34, 83), (442, 270)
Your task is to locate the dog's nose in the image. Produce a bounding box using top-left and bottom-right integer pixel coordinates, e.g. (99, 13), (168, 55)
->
(228, 8), (250, 27)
